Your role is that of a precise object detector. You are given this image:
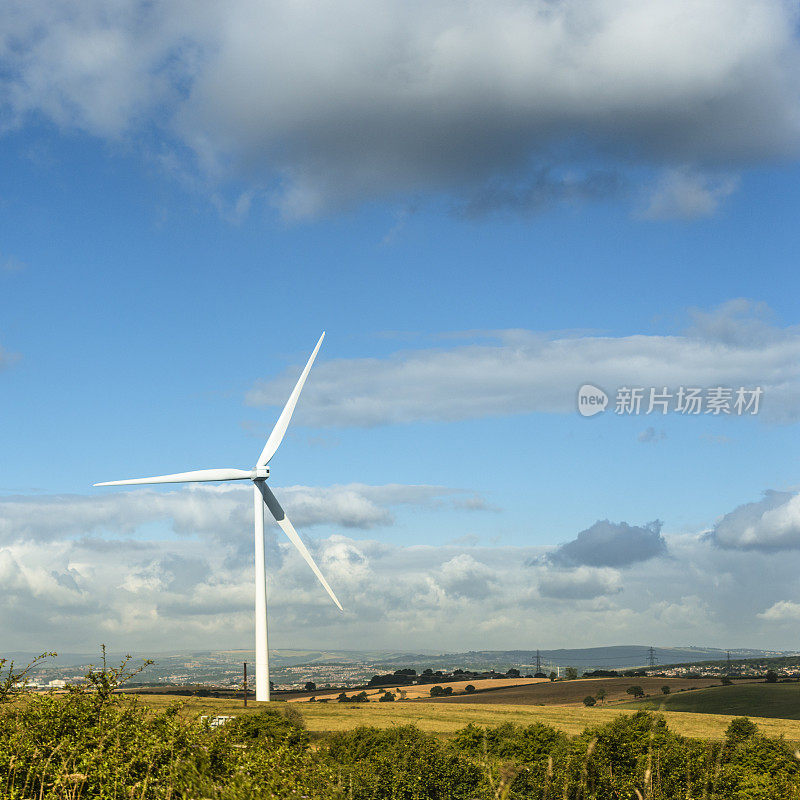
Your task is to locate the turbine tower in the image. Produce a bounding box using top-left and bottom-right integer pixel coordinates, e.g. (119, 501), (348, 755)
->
(94, 333), (340, 701)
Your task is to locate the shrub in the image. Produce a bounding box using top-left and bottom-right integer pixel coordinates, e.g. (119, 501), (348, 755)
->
(464, 684), (476, 694)
(323, 725), (482, 799)
(379, 691), (396, 702)
(583, 695), (596, 707)
(661, 685), (671, 694)
(626, 685), (645, 698)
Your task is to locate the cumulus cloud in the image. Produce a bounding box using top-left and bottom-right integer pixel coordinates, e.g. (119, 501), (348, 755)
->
(4, 487), (800, 651)
(551, 520), (667, 567)
(246, 300), (800, 426)
(711, 490), (800, 551)
(1, 1), (799, 216)
(538, 566), (622, 599)
(641, 168), (739, 220)
(758, 600), (800, 622)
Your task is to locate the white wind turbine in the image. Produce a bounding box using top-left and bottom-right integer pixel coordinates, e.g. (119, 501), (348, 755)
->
(94, 332), (340, 701)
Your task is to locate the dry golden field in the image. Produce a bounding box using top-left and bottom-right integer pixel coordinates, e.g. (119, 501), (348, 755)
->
(290, 676), (550, 702)
(130, 692), (800, 741)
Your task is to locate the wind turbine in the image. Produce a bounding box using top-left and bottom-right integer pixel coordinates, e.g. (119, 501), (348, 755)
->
(94, 332), (340, 701)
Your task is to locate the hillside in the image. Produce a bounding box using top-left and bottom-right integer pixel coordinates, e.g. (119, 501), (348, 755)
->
(421, 676), (729, 705)
(622, 682), (800, 719)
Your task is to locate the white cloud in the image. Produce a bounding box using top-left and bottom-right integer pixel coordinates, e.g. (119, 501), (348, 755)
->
(641, 167), (739, 220)
(4, 488), (800, 651)
(538, 566), (622, 599)
(1, 1), (799, 216)
(758, 600), (800, 622)
(712, 491), (800, 551)
(0, 483), (485, 545)
(247, 300), (800, 426)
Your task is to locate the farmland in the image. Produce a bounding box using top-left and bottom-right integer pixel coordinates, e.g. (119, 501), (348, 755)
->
(131, 691), (800, 741)
(291, 675), (549, 702)
(423, 676), (731, 705)
(621, 681), (800, 719)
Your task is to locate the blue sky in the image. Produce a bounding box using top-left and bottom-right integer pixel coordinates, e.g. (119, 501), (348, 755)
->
(1, 0), (800, 654)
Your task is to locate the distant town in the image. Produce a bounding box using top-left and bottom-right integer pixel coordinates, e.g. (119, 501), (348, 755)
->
(16, 646), (800, 694)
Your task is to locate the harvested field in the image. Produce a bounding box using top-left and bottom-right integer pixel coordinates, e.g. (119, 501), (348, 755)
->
(423, 676), (744, 706)
(290, 676), (549, 703)
(130, 693), (800, 741)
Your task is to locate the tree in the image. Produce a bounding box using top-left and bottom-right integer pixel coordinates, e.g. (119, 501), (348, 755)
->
(661, 685), (671, 694)
(534, 672), (547, 678)
(506, 668), (520, 677)
(305, 681), (316, 691)
(627, 685), (645, 699)
(726, 716), (759, 745)
(352, 691), (369, 702)
(429, 685), (445, 697)
(565, 667), (578, 680)
(549, 671), (557, 682)
(765, 670), (778, 683)
(583, 695), (596, 707)
(721, 676), (732, 685)
(337, 692), (349, 703)
(595, 688), (607, 704)
(1, 651), (56, 703)
(379, 691), (396, 702)
(464, 684), (476, 694)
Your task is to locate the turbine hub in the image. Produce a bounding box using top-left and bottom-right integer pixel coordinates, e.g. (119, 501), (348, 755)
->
(253, 466), (269, 480)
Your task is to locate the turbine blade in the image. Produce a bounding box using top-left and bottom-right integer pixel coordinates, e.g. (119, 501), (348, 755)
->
(94, 468), (253, 486)
(256, 332), (324, 467)
(256, 482), (343, 611)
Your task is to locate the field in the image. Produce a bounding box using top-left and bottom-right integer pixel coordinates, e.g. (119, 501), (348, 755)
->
(131, 692), (800, 741)
(424, 676), (728, 706)
(291, 676), (549, 702)
(621, 681), (800, 719)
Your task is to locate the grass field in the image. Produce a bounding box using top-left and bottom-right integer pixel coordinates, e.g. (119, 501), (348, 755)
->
(621, 682), (800, 719)
(131, 692), (800, 741)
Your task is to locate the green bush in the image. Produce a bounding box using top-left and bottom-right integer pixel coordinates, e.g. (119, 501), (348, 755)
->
(5, 650), (800, 800)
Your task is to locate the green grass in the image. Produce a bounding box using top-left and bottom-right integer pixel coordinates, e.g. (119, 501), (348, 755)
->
(621, 682), (800, 719)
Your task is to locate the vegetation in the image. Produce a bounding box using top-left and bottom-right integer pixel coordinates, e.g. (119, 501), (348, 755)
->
(594, 689), (606, 706)
(582, 695), (596, 707)
(624, 682), (800, 720)
(6, 653), (800, 799)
